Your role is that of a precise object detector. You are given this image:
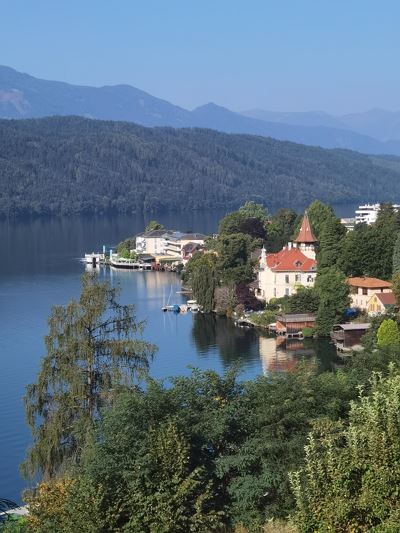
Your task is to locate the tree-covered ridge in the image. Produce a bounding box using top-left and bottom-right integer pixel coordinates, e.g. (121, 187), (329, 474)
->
(2, 116), (400, 217)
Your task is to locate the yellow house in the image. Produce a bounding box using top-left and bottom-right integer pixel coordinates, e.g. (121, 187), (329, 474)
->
(367, 291), (396, 315)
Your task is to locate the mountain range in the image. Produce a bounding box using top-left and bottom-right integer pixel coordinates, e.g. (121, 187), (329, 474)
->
(1, 65), (400, 156)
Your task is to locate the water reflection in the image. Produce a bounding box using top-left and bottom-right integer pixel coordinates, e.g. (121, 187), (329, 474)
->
(192, 314), (340, 375)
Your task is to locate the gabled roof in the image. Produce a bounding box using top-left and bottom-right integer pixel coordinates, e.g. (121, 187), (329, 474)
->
(347, 277), (392, 289)
(294, 212), (317, 244)
(266, 247), (316, 272)
(372, 292), (396, 306)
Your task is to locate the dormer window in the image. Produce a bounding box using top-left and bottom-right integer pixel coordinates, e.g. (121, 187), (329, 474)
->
(294, 260), (302, 268)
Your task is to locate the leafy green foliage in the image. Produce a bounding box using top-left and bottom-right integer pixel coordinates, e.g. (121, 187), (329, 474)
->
(22, 273), (156, 480)
(265, 208), (299, 253)
(145, 220), (164, 231)
(3, 116), (400, 217)
(377, 319), (400, 347)
(190, 253), (218, 312)
(291, 370), (400, 532)
(281, 287), (320, 314)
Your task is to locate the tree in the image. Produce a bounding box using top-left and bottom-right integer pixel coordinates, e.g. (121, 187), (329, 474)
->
(124, 422), (224, 532)
(392, 272), (400, 307)
(190, 253), (218, 312)
(22, 273), (157, 480)
(393, 231), (400, 274)
(238, 201), (268, 221)
(214, 285), (237, 316)
(266, 208), (299, 253)
(217, 233), (253, 284)
(304, 200), (335, 238)
(317, 215), (346, 269)
(338, 223), (371, 276)
(145, 220), (164, 232)
(291, 370), (400, 531)
(283, 287), (320, 314)
(368, 203), (400, 279)
(377, 319), (400, 347)
(314, 267), (349, 336)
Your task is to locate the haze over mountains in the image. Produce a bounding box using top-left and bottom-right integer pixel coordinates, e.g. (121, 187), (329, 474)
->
(2, 65), (400, 157)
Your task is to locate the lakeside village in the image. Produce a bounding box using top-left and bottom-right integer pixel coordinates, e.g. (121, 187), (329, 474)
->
(84, 201), (400, 354)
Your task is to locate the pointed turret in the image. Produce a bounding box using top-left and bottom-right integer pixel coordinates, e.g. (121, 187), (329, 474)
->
(294, 212), (317, 244)
(293, 212), (317, 259)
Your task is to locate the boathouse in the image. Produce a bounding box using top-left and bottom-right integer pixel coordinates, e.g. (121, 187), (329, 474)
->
(331, 323), (370, 351)
(275, 313), (316, 337)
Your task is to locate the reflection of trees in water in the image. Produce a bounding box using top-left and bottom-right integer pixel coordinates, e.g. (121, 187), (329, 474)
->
(192, 315), (341, 374)
(191, 314), (259, 368)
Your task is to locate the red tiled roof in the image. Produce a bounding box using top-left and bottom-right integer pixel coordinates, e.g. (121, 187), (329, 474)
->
(294, 213), (317, 244)
(266, 247), (317, 272)
(375, 292), (396, 306)
(347, 277), (392, 289)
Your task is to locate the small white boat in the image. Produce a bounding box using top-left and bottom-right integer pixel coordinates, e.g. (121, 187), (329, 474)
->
(187, 299), (200, 312)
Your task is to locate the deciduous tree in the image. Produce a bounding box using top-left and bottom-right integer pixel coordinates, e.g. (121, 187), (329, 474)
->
(22, 273), (156, 480)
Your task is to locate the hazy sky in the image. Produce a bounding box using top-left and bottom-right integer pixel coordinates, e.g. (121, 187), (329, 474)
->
(2, 1), (400, 114)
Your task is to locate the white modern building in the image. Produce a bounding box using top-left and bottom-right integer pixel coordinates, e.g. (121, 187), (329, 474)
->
(136, 229), (207, 261)
(355, 203), (400, 225)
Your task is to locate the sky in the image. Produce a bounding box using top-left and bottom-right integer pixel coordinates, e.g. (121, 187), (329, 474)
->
(1, 0), (400, 114)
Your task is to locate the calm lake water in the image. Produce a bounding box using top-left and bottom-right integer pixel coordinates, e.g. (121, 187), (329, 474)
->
(0, 208), (352, 502)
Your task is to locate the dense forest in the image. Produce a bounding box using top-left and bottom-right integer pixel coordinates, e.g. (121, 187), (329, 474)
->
(1, 116), (400, 217)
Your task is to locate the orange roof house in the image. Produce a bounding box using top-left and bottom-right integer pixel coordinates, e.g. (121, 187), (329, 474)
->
(347, 276), (392, 311)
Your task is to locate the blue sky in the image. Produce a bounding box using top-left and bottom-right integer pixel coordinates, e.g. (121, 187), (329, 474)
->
(2, 0), (400, 114)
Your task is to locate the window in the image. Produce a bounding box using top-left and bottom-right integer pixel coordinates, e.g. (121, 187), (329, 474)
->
(285, 288), (290, 296)
(362, 288), (368, 296)
(273, 288), (276, 297)
(285, 274), (289, 284)
(295, 274), (301, 283)
(307, 275), (313, 283)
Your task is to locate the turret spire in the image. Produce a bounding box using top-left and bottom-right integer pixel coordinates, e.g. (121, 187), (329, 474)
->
(294, 211), (317, 244)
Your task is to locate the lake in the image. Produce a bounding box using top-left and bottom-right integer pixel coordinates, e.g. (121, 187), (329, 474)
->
(0, 208), (351, 501)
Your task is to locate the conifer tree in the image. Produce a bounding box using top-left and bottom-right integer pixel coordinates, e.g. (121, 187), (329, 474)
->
(393, 232), (400, 274)
(317, 216), (346, 269)
(315, 267), (349, 336)
(22, 273), (156, 480)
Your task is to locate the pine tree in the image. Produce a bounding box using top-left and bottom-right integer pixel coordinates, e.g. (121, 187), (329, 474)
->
(393, 232), (400, 274)
(317, 216), (346, 269)
(22, 273), (156, 480)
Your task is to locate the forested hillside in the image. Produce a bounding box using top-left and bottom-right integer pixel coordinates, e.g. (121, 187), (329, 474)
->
(1, 116), (400, 217)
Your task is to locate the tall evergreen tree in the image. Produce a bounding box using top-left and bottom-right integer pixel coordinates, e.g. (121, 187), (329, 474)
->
(315, 267), (349, 336)
(368, 203), (400, 279)
(317, 216), (346, 269)
(22, 273), (156, 480)
(393, 231), (400, 274)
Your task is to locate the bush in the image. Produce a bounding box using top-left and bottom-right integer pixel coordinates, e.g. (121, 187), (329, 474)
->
(302, 327), (315, 338)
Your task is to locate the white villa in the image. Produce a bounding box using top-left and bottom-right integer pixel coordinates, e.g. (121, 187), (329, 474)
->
(257, 213), (317, 301)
